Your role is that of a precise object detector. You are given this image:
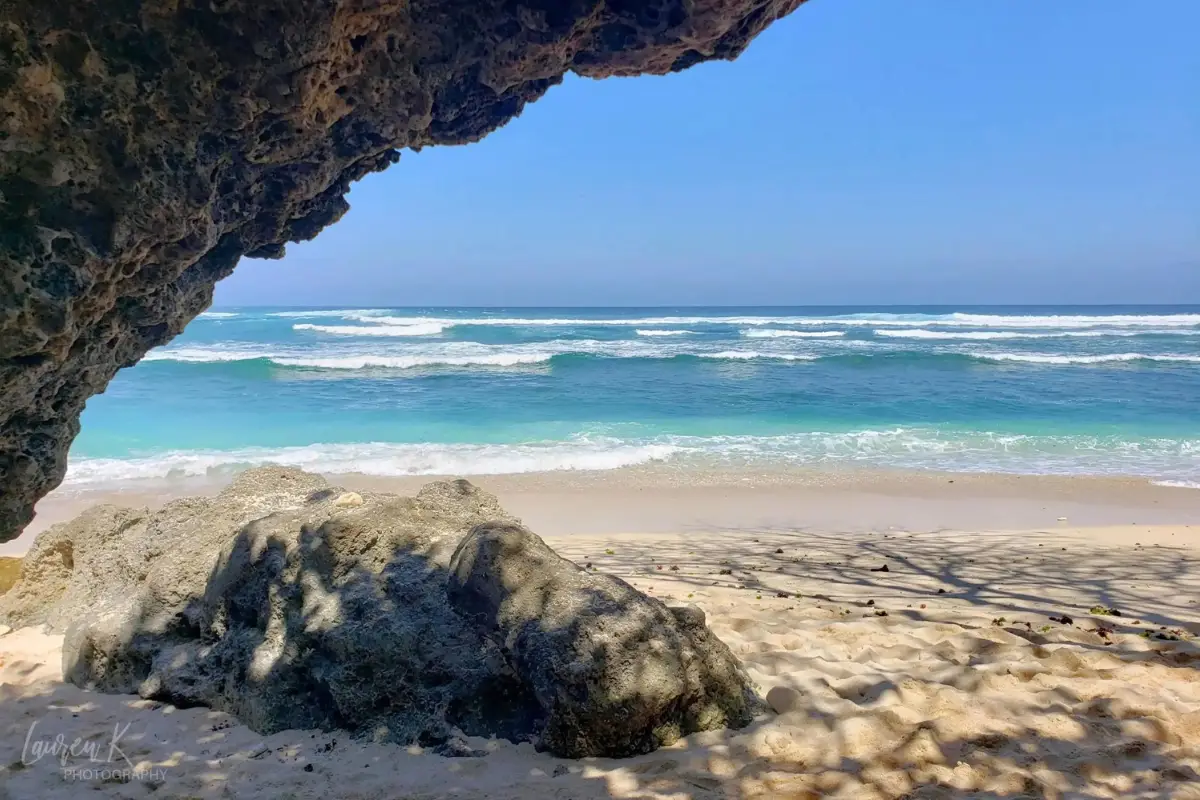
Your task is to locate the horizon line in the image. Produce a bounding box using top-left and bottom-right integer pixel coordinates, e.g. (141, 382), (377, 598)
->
(208, 302), (1200, 310)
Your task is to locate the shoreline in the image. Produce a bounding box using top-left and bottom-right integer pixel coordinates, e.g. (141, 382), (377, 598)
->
(8, 463), (1200, 556)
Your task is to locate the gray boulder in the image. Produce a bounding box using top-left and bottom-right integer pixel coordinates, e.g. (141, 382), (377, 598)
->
(57, 470), (537, 748)
(3, 468), (760, 756)
(0, 505), (149, 631)
(449, 521), (761, 757)
(0, 467), (331, 631)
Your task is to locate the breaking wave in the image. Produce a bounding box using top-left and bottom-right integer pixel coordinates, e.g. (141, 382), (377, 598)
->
(267, 309), (391, 318)
(936, 313), (1200, 329)
(274, 353), (554, 369)
(294, 323), (448, 336)
(140, 343), (821, 370)
(144, 348), (553, 370)
(697, 351), (817, 362)
(974, 352), (1200, 365)
(64, 439), (683, 485)
(140, 342), (1200, 371)
(741, 329), (845, 338)
(64, 427), (1200, 487)
(143, 347), (268, 363)
(877, 328), (1200, 340)
(255, 310), (1200, 330)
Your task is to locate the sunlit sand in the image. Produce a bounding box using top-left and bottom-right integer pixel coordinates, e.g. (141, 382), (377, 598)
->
(2, 470), (1198, 798)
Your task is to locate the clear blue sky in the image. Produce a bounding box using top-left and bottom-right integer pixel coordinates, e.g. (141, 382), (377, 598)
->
(215, 0), (1199, 307)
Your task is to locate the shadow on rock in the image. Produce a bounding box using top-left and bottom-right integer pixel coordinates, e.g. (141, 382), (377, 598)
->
(0, 468), (759, 758)
(451, 521), (759, 757)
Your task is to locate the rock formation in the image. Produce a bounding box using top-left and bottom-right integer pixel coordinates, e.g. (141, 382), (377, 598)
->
(451, 521), (757, 757)
(0, 467), (760, 757)
(0, 0), (807, 542)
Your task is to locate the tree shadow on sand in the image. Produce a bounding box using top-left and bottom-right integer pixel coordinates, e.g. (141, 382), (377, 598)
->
(3, 508), (1200, 797)
(571, 524), (1200, 668)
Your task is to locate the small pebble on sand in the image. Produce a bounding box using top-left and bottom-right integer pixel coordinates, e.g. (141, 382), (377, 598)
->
(766, 685), (803, 714)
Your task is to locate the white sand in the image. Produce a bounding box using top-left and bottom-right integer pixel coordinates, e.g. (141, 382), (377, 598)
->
(10, 465), (1200, 555)
(2, 474), (1200, 798)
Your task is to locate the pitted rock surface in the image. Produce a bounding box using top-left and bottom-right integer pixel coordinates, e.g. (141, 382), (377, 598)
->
(0, 468), (761, 757)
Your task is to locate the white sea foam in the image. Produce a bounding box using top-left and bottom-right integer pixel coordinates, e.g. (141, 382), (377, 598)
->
(878, 329), (1087, 340)
(294, 323), (447, 336)
(63, 428), (1200, 487)
(741, 329), (845, 338)
(323, 314), (855, 328)
(699, 351), (817, 361)
(257, 309), (1200, 331)
(143, 348), (558, 369)
(199, 311), (238, 319)
(416, 312), (1200, 329)
(264, 313), (868, 328)
(672, 429), (1200, 481)
(63, 439), (682, 486)
(701, 351), (761, 360)
(1151, 480), (1200, 489)
(268, 309), (391, 318)
(273, 353), (555, 369)
(942, 313), (1200, 329)
(879, 330), (1036, 340)
(1123, 329), (1200, 336)
(141, 339), (824, 369)
(144, 342), (563, 369)
(878, 328), (1200, 340)
(798, 314), (1200, 329)
(635, 329), (693, 336)
(974, 352), (1200, 365)
(142, 347), (270, 363)
(432, 316), (807, 327)
(141, 338), (1200, 371)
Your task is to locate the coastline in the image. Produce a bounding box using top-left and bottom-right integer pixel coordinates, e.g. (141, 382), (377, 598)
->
(8, 463), (1200, 557)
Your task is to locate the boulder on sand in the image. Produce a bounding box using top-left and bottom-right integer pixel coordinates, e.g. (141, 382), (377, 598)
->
(0, 467), (333, 631)
(449, 521), (761, 757)
(1, 468), (760, 757)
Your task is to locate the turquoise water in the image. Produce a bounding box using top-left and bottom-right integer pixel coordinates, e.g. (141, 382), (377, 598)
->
(67, 306), (1200, 488)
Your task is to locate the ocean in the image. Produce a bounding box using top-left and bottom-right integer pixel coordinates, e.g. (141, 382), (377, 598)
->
(64, 305), (1200, 490)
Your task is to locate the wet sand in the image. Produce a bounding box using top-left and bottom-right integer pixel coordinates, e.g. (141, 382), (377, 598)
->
(8, 465), (1200, 556)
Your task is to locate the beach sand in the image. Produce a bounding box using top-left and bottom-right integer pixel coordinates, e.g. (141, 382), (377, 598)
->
(2, 469), (1199, 798)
